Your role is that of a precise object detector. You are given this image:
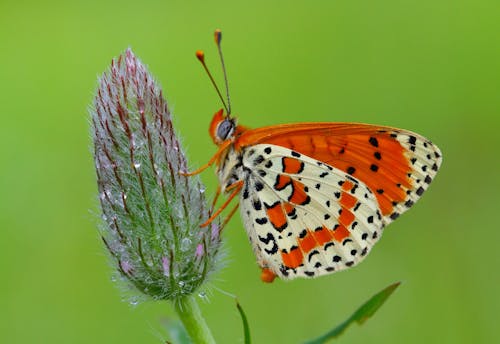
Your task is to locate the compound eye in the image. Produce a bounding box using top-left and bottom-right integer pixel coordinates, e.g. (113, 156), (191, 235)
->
(216, 119), (234, 141)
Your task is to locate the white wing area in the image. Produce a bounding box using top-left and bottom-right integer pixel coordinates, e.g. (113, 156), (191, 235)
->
(239, 144), (385, 279)
(386, 131), (442, 224)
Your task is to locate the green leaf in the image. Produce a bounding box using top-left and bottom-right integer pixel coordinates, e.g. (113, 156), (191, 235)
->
(236, 300), (251, 344)
(304, 282), (401, 344)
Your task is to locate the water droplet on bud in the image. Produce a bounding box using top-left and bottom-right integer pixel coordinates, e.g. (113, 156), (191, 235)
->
(129, 297), (139, 306)
(181, 238), (191, 251)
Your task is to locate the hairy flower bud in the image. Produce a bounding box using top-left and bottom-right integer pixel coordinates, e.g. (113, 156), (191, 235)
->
(90, 49), (222, 301)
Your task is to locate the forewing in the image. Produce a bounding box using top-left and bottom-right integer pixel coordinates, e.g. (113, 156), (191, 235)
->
(236, 123), (442, 224)
(239, 144), (385, 280)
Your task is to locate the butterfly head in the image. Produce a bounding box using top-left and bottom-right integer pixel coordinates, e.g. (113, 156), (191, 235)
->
(209, 109), (237, 145)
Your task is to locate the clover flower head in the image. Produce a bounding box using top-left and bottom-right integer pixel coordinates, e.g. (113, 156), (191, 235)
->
(90, 49), (223, 302)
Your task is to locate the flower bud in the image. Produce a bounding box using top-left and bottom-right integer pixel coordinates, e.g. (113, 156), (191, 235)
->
(90, 49), (222, 302)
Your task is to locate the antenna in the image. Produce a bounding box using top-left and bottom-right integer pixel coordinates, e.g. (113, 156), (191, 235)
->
(214, 29), (232, 115)
(196, 50), (229, 115)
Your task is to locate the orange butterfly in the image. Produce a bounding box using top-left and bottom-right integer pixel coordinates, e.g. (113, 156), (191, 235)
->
(187, 30), (442, 283)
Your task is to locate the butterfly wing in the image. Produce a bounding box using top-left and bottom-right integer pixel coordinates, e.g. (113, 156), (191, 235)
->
(239, 144), (385, 279)
(236, 123), (442, 224)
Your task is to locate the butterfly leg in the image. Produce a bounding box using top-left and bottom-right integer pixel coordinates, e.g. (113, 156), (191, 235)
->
(200, 180), (243, 228)
(220, 202), (240, 229)
(180, 139), (232, 176)
(210, 185), (222, 214)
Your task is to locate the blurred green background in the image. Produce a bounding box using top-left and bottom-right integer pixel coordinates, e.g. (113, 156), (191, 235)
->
(1, 0), (498, 343)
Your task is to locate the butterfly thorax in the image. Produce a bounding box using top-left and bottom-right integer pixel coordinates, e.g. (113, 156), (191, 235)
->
(216, 145), (246, 193)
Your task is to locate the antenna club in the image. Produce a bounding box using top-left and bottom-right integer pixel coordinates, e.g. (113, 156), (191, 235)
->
(196, 50), (205, 62)
(214, 29), (222, 44)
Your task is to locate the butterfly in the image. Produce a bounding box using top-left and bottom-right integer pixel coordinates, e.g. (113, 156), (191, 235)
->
(187, 30), (442, 283)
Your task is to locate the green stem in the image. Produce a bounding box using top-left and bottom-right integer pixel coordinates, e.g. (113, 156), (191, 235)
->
(174, 295), (216, 344)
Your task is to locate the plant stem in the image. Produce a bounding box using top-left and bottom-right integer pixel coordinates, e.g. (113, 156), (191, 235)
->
(174, 295), (216, 344)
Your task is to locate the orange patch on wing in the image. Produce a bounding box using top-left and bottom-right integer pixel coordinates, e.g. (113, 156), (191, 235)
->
(274, 174), (292, 190)
(313, 226), (334, 246)
(341, 180), (354, 191)
(340, 192), (357, 209)
(282, 157), (304, 174)
(332, 224), (350, 242)
(377, 196), (393, 216)
(339, 207), (355, 226)
(281, 247), (303, 269)
(288, 180), (310, 205)
(266, 203), (287, 230)
(283, 202), (295, 215)
(298, 231), (317, 252)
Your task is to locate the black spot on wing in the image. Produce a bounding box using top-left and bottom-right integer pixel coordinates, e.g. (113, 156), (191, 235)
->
(324, 242), (335, 250)
(369, 137), (379, 147)
(390, 212), (400, 220)
(258, 233), (278, 254)
(342, 238), (353, 246)
(253, 200), (262, 210)
(308, 250), (320, 262)
(255, 217), (268, 225)
(404, 199), (414, 207)
(255, 182), (264, 191)
(279, 265), (289, 276)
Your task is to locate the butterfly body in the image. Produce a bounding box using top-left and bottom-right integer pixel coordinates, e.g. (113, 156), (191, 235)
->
(208, 109), (442, 282)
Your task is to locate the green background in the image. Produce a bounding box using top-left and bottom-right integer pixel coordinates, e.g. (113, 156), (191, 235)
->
(1, 0), (498, 343)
